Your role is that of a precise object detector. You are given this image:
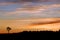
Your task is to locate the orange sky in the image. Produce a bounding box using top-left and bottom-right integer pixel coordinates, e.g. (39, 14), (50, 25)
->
(0, 18), (60, 34)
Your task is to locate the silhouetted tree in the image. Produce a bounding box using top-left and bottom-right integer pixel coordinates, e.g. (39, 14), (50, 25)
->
(6, 27), (11, 34)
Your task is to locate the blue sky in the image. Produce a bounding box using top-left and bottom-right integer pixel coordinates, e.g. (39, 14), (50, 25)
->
(0, 0), (60, 19)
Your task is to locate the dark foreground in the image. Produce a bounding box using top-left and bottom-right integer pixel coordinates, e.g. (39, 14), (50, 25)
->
(0, 31), (60, 40)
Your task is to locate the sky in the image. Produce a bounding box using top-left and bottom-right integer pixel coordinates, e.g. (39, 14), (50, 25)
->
(0, 0), (60, 33)
(0, 0), (60, 19)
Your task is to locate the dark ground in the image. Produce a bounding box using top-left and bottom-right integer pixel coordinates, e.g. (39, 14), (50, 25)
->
(0, 31), (60, 40)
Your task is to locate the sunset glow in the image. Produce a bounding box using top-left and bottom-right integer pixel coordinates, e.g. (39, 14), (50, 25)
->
(0, 0), (60, 33)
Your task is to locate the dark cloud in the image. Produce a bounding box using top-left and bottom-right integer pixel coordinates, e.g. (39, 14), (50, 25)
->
(0, 0), (60, 2)
(0, 0), (19, 2)
(19, 0), (60, 2)
(20, 0), (39, 2)
(0, 0), (39, 2)
(31, 20), (60, 25)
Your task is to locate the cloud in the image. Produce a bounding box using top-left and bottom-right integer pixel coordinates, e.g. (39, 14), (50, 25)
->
(0, 3), (60, 19)
(0, 2), (17, 6)
(5, 4), (60, 15)
(31, 19), (60, 25)
(4, 3), (53, 16)
(20, 0), (60, 2)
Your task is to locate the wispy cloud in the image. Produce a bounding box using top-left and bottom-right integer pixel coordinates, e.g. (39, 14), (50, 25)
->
(4, 4), (60, 17)
(31, 19), (60, 25)
(0, 2), (60, 19)
(5, 6), (46, 16)
(0, 2), (16, 6)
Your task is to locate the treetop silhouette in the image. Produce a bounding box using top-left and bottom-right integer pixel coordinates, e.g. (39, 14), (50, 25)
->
(6, 27), (11, 34)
